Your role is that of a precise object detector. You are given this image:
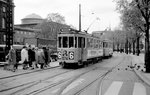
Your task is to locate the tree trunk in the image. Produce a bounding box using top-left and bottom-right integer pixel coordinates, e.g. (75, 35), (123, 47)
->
(125, 39), (128, 54)
(145, 23), (150, 73)
(117, 43), (119, 52)
(129, 43), (132, 54)
(136, 37), (140, 56)
(133, 41), (135, 55)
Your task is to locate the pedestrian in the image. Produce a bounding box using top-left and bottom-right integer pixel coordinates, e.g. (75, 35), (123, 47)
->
(28, 45), (33, 68)
(43, 47), (49, 68)
(30, 47), (36, 69)
(19, 46), (28, 70)
(38, 48), (45, 69)
(34, 47), (39, 68)
(6, 46), (17, 72)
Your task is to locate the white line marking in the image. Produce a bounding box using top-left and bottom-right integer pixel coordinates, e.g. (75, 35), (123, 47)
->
(104, 81), (123, 95)
(62, 78), (84, 94)
(51, 88), (60, 94)
(133, 83), (146, 95)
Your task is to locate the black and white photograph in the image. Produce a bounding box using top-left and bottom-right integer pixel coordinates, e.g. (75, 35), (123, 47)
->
(0, 0), (150, 95)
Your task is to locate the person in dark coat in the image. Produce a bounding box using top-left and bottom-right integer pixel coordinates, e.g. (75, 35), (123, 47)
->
(7, 46), (16, 72)
(30, 47), (36, 69)
(43, 47), (49, 67)
(28, 45), (33, 68)
(35, 47), (39, 68)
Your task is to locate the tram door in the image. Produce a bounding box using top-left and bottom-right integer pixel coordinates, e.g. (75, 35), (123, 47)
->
(78, 37), (85, 63)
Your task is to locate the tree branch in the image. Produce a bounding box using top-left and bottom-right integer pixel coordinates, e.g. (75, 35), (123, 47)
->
(134, 0), (147, 20)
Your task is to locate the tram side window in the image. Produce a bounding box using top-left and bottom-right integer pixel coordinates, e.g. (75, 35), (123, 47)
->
(83, 38), (85, 48)
(69, 37), (74, 48)
(103, 42), (108, 48)
(78, 37), (85, 48)
(63, 37), (68, 48)
(78, 37), (82, 48)
(58, 37), (62, 48)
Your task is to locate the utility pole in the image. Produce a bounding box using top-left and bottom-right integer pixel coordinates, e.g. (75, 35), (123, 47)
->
(79, 4), (81, 32)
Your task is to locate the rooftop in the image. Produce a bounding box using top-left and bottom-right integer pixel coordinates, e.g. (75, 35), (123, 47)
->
(23, 13), (43, 19)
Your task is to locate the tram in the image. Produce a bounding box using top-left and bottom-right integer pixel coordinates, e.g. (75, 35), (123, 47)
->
(57, 29), (113, 68)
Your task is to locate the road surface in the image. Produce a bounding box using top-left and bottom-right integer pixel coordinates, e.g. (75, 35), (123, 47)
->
(0, 53), (149, 95)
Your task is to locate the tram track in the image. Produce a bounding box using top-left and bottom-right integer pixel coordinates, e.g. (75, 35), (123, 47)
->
(15, 55), (121, 95)
(51, 54), (126, 95)
(7, 67), (99, 95)
(55, 54), (127, 95)
(96, 55), (132, 95)
(0, 54), (124, 95)
(0, 66), (61, 86)
(0, 66), (60, 80)
(0, 69), (71, 93)
(4, 56), (116, 95)
(0, 63), (99, 95)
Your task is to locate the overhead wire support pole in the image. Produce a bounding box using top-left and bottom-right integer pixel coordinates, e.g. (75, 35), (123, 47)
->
(85, 17), (100, 33)
(79, 4), (81, 32)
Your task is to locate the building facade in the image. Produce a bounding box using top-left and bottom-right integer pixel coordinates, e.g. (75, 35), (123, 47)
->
(0, 0), (14, 50)
(14, 26), (40, 44)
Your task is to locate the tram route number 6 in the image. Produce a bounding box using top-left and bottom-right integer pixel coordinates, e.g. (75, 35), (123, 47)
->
(58, 51), (74, 60)
(69, 51), (74, 60)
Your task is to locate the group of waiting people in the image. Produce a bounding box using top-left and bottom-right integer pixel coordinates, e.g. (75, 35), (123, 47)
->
(6, 45), (51, 72)
(20, 45), (50, 70)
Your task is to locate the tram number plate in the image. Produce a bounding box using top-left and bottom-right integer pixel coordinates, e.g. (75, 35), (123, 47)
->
(69, 51), (74, 60)
(60, 51), (74, 60)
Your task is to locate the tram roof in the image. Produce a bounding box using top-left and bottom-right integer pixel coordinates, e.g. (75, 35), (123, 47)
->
(59, 30), (99, 37)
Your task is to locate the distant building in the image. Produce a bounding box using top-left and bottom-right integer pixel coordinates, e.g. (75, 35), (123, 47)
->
(14, 13), (43, 44)
(21, 13), (43, 25)
(14, 26), (40, 44)
(15, 13), (44, 29)
(14, 13), (71, 44)
(92, 29), (113, 40)
(0, 0), (14, 46)
(92, 31), (105, 38)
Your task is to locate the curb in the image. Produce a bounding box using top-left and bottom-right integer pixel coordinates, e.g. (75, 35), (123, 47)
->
(131, 55), (150, 86)
(0, 65), (60, 79)
(133, 69), (150, 86)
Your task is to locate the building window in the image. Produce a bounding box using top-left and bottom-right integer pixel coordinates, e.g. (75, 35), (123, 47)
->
(2, 18), (6, 29)
(2, 7), (6, 12)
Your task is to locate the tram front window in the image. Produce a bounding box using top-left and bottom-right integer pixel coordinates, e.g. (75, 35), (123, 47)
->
(61, 36), (74, 48)
(63, 37), (68, 48)
(69, 37), (74, 48)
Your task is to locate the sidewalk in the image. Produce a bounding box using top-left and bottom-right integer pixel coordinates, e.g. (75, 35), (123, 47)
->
(131, 53), (150, 86)
(0, 61), (60, 78)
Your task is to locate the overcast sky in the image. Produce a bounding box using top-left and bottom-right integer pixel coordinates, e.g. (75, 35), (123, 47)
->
(14, 0), (120, 33)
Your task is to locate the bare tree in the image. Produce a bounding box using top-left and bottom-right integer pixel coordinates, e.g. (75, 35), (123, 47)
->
(46, 13), (66, 24)
(116, 0), (150, 72)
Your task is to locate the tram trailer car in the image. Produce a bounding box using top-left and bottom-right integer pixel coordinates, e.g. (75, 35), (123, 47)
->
(57, 31), (113, 68)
